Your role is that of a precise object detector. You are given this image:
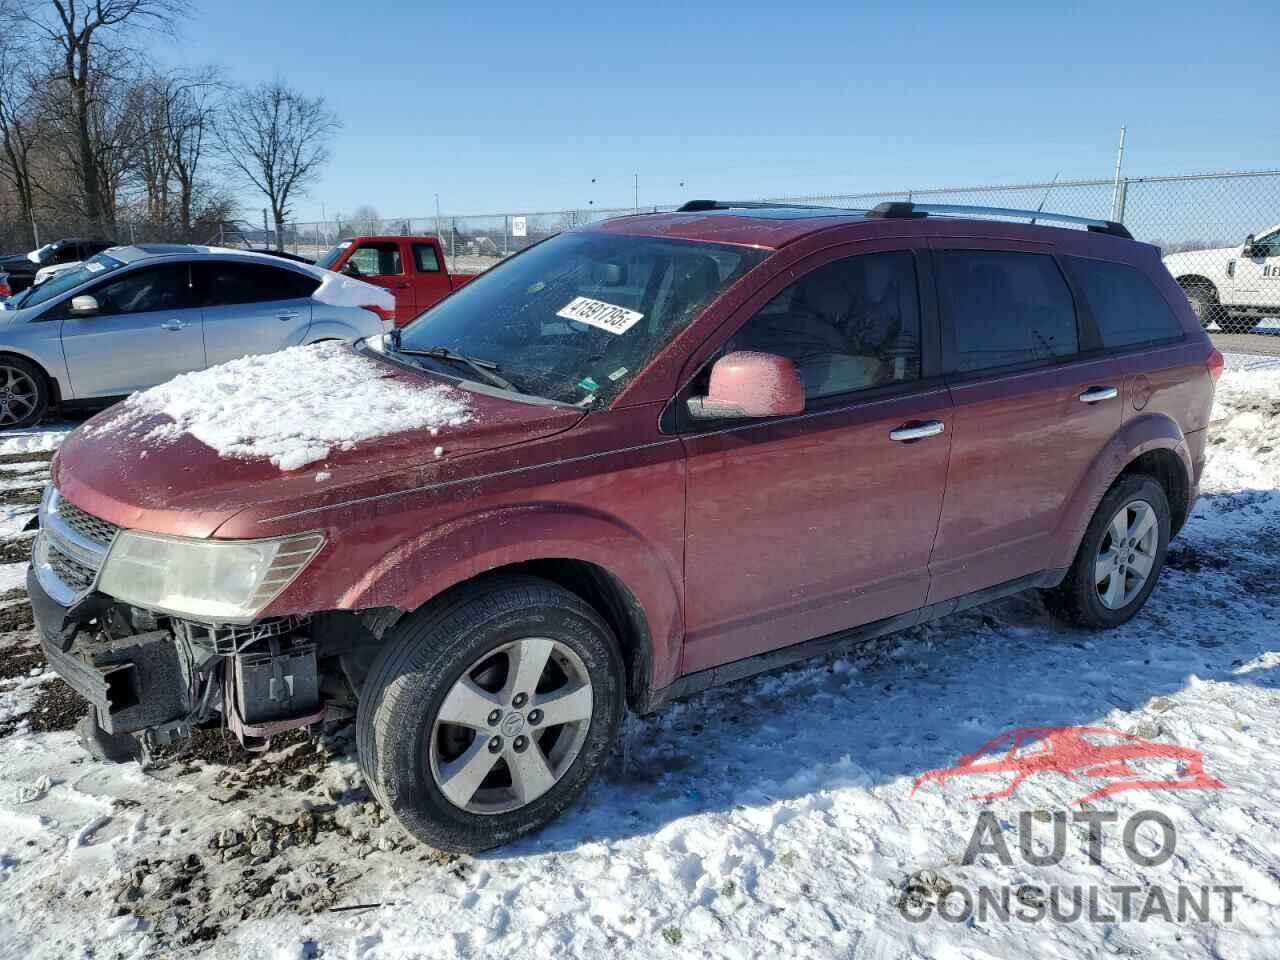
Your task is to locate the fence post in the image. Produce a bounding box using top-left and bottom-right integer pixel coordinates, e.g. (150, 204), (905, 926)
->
(1113, 178), (1129, 225)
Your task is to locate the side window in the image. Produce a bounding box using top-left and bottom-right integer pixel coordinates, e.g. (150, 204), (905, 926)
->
(936, 250), (1078, 375)
(53, 245), (80, 265)
(202, 263), (320, 306)
(346, 242), (402, 277)
(91, 265), (191, 316)
(412, 243), (441, 273)
(1067, 257), (1183, 349)
(725, 251), (922, 401)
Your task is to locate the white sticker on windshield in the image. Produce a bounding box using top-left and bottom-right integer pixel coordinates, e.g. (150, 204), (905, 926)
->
(84, 261), (105, 272)
(556, 296), (644, 335)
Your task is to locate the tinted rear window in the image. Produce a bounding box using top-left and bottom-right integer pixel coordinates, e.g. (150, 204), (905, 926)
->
(1068, 257), (1184, 348)
(936, 250), (1079, 374)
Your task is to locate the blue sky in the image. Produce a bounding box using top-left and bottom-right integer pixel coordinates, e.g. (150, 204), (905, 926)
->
(158, 0), (1278, 221)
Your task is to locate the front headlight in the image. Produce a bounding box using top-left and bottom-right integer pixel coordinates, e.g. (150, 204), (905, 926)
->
(97, 530), (325, 622)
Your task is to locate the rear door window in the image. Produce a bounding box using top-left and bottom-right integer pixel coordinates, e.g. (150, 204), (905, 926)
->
(935, 250), (1079, 374)
(200, 263), (320, 306)
(1067, 257), (1184, 348)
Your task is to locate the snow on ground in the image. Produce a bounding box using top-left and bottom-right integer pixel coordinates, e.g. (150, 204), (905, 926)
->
(0, 369), (1276, 959)
(86, 341), (473, 471)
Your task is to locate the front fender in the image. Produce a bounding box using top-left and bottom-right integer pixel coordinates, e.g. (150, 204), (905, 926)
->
(338, 502), (685, 691)
(1047, 413), (1192, 570)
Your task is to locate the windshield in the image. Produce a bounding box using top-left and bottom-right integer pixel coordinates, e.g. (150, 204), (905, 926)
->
(397, 232), (768, 405)
(14, 253), (126, 309)
(317, 240), (353, 271)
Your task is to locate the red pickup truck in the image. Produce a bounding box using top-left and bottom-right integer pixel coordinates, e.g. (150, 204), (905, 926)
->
(317, 235), (476, 326)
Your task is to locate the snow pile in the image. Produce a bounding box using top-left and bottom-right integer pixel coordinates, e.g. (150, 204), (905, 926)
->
(91, 342), (472, 471)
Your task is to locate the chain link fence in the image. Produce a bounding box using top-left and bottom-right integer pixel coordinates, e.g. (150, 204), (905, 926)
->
(6, 170), (1278, 329)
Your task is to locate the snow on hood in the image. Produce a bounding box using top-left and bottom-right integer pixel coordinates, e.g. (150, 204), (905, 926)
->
(26, 244), (52, 264)
(87, 342), (472, 471)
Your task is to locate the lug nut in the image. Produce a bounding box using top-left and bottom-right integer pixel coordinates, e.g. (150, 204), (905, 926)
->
(487, 709), (501, 726)
(512, 692), (528, 708)
(528, 709), (543, 726)
(488, 736), (502, 753)
(513, 735), (528, 752)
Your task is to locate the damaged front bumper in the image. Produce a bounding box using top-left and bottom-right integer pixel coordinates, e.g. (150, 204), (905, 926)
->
(29, 565), (325, 751)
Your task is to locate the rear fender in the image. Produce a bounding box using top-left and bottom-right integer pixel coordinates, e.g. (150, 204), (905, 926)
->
(1047, 413), (1192, 569)
(338, 502), (684, 691)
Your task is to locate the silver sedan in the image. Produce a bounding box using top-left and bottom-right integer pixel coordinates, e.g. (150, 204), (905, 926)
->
(0, 244), (395, 428)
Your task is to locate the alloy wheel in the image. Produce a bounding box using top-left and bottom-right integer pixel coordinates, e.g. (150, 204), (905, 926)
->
(428, 637), (594, 815)
(0, 364), (39, 427)
(1094, 499), (1159, 610)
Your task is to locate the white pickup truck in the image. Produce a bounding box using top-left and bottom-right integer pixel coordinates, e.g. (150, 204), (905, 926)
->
(1163, 225), (1280, 333)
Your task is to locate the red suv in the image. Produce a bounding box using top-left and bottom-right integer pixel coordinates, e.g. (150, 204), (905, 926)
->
(30, 201), (1221, 852)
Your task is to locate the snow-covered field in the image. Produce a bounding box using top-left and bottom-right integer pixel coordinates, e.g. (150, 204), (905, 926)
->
(0, 363), (1276, 959)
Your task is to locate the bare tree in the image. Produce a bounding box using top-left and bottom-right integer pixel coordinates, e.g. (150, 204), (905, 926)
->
(5, 0), (188, 231)
(218, 79), (339, 250)
(349, 203), (380, 235)
(0, 30), (49, 246)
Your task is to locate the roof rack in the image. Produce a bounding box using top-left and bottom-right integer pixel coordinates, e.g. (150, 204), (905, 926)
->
(864, 201), (1133, 239)
(677, 200), (822, 212)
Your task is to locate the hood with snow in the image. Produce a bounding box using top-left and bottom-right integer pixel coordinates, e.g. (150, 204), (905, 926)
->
(52, 341), (584, 537)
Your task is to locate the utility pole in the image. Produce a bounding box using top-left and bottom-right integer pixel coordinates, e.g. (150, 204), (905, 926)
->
(1110, 126), (1127, 223)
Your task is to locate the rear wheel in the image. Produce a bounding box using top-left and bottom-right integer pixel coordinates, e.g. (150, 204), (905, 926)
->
(0, 356), (49, 430)
(1046, 474), (1171, 629)
(355, 575), (625, 853)
(1179, 280), (1224, 330)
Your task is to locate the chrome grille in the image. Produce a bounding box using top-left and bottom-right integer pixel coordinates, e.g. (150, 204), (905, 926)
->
(56, 499), (119, 547)
(45, 544), (96, 592)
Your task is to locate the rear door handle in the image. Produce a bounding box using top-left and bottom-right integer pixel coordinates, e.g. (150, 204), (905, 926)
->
(889, 420), (945, 442)
(276, 311), (300, 322)
(159, 319), (187, 331)
(1078, 386), (1118, 404)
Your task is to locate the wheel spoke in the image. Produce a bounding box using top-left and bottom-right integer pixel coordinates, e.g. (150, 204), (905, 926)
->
(1095, 551), (1118, 584)
(438, 676), (503, 730)
(1102, 570), (1126, 608)
(1130, 504), (1156, 545)
(505, 741), (556, 804)
(534, 681), (593, 728)
(503, 637), (554, 699)
(436, 737), (501, 808)
(1129, 550), (1153, 579)
(1108, 509), (1129, 548)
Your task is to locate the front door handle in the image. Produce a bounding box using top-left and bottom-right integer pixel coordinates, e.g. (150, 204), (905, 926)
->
(159, 319), (187, 331)
(1078, 386), (1118, 404)
(889, 420), (945, 442)
(276, 311), (300, 322)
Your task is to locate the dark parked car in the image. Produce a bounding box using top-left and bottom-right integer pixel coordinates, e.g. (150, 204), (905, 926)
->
(0, 237), (115, 294)
(31, 200), (1220, 853)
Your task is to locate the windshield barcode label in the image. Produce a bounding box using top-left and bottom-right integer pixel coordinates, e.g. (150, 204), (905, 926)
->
(556, 296), (644, 335)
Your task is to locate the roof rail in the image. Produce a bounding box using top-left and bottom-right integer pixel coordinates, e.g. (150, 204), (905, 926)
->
(677, 200), (822, 212)
(864, 201), (1133, 239)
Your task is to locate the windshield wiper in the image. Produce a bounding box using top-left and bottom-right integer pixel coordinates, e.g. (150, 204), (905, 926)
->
(396, 344), (522, 394)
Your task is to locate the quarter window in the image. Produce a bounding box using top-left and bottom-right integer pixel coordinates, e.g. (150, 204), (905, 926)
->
(727, 251), (922, 401)
(936, 250), (1078, 374)
(1068, 257), (1184, 348)
(413, 243), (441, 273)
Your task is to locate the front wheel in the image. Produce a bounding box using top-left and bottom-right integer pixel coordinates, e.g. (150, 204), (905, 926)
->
(1180, 281), (1222, 330)
(355, 575), (625, 853)
(1045, 475), (1171, 629)
(0, 356), (49, 430)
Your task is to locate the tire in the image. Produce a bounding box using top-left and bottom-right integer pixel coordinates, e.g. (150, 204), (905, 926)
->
(0, 355), (49, 430)
(1045, 474), (1171, 629)
(355, 574), (625, 853)
(1180, 281), (1222, 331)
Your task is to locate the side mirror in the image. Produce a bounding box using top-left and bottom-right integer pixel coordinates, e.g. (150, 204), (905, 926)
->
(69, 295), (99, 316)
(686, 351), (804, 420)
(1243, 234), (1258, 257)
